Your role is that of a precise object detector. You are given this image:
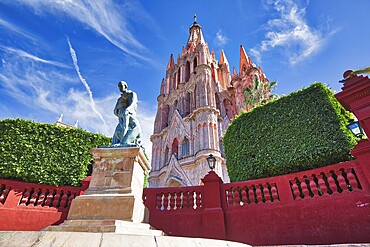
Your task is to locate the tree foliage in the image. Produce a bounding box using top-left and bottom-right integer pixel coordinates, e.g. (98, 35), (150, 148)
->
(244, 77), (278, 110)
(224, 83), (357, 182)
(0, 118), (111, 186)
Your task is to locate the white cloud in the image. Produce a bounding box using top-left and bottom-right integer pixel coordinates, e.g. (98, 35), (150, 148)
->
(0, 46), (71, 68)
(136, 101), (156, 156)
(249, 48), (262, 64)
(251, 0), (333, 65)
(0, 17), (37, 42)
(214, 29), (228, 46)
(4, 0), (153, 63)
(0, 45), (156, 160)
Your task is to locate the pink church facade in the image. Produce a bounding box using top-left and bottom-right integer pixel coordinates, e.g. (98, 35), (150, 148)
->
(149, 19), (268, 187)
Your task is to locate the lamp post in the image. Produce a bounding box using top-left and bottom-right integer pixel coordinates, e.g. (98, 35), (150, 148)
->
(347, 120), (364, 138)
(206, 154), (216, 171)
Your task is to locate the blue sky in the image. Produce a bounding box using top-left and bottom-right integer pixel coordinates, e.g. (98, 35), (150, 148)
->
(1, 0), (369, 157)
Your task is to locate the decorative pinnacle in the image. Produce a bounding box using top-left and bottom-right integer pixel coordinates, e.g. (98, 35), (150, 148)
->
(193, 13), (197, 23)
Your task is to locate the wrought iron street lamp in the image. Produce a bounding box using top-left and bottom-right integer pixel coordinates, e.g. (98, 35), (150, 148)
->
(206, 154), (216, 171)
(347, 120), (364, 138)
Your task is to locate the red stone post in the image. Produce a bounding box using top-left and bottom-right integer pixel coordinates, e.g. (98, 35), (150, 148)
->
(80, 176), (91, 194)
(201, 171), (226, 240)
(335, 70), (370, 137)
(335, 70), (370, 185)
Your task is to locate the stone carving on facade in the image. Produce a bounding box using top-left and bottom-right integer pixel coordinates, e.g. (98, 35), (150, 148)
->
(195, 111), (217, 123)
(163, 154), (193, 187)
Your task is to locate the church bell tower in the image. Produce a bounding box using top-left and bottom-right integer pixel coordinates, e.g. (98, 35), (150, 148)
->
(149, 17), (268, 187)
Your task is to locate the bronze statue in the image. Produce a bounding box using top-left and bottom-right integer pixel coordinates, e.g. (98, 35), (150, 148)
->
(112, 81), (141, 147)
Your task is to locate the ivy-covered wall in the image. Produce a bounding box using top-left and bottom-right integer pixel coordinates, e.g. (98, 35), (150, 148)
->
(223, 83), (357, 182)
(0, 118), (111, 186)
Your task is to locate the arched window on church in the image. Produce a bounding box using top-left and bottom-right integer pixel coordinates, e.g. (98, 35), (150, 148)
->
(174, 100), (178, 114)
(164, 146), (169, 165)
(155, 148), (160, 170)
(193, 57), (197, 71)
(220, 140), (225, 157)
(162, 105), (170, 128)
(223, 99), (233, 119)
(217, 68), (222, 87)
(194, 85), (197, 108)
(181, 137), (189, 157)
(173, 74), (177, 89)
(177, 69), (181, 84)
(172, 138), (178, 157)
(185, 92), (191, 116)
(185, 61), (190, 82)
(211, 64), (216, 83)
(202, 123), (208, 150)
(215, 93), (220, 111)
(236, 84), (243, 109)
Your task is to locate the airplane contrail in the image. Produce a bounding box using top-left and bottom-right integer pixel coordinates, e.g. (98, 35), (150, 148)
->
(66, 36), (107, 127)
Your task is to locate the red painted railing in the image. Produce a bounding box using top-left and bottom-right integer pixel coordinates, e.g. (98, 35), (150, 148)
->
(0, 178), (90, 231)
(221, 160), (366, 208)
(144, 72), (370, 245)
(143, 185), (204, 237)
(144, 159), (370, 245)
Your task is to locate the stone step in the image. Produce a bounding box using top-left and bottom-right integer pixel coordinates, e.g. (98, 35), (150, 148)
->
(46, 225), (116, 233)
(59, 220), (151, 229)
(115, 226), (164, 236)
(44, 220), (164, 236)
(0, 231), (251, 247)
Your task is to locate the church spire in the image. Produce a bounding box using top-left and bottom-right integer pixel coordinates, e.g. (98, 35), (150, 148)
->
(219, 49), (231, 88)
(239, 45), (250, 74)
(220, 49), (229, 66)
(232, 66), (238, 80)
(211, 48), (215, 60)
(186, 15), (205, 50)
(160, 78), (165, 95)
(167, 54), (175, 71)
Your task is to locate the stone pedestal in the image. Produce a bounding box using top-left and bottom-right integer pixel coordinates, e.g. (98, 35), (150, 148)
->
(46, 147), (157, 234)
(68, 147), (149, 223)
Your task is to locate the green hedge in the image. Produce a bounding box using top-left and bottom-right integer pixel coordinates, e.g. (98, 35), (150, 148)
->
(223, 83), (357, 182)
(0, 118), (111, 186)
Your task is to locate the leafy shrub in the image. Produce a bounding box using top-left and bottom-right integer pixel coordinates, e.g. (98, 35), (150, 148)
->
(0, 118), (111, 186)
(224, 83), (357, 182)
(244, 77), (278, 110)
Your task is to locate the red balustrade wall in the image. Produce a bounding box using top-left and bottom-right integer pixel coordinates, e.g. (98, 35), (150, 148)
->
(221, 160), (369, 245)
(0, 178), (89, 231)
(144, 159), (370, 245)
(143, 185), (204, 237)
